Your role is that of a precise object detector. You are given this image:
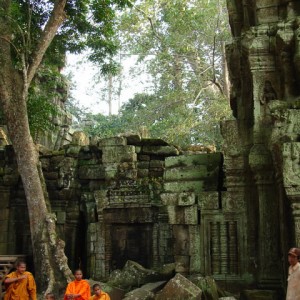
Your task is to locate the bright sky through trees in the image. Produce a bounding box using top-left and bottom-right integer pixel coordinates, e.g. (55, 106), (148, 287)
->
(64, 53), (153, 115)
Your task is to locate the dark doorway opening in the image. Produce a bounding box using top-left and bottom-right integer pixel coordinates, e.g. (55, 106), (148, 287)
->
(111, 224), (152, 270)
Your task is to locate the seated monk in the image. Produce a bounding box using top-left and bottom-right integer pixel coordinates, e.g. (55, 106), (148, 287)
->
(4, 260), (36, 300)
(89, 283), (110, 300)
(64, 270), (91, 300)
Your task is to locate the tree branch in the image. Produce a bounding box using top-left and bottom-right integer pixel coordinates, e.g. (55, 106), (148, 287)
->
(127, 0), (162, 42)
(27, 0), (67, 86)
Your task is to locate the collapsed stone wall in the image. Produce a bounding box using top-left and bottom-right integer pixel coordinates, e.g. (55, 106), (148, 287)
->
(0, 135), (251, 288)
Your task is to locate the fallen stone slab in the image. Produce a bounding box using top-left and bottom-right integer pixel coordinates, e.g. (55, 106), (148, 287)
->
(189, 275), (219, 300)
(123, 288), (155, 300)
(140, 281), (167, 293)
(155, 273), (202, 300)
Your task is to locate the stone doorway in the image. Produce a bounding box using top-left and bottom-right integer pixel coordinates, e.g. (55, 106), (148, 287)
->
(111, 224), (153, 270)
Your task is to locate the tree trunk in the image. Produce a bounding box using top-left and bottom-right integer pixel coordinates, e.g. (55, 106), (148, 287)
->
(0, 0), (72, 294)
(108, 74), (113, 116)
(221, 41), (230, 100)
(0, 70), (73, 294)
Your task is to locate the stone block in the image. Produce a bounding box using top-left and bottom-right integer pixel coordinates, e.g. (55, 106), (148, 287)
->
(167, 205), (197, 225)
(142, 145), (179, 156)
(65, 145), (82, 157)
(104, 163), (118, 179)
(78, 165), (105, 180)
(155, 273), (201, 300)
(123, 288), (155, 300)
(198, 192), (219, 210)
(78, 158), (100, 166)
(118, 166), (138, 180)
(149, 169), (164, 178)
(137, 169), (149, 178)
(178, 192), (196, 206)
(174, 255), (190, 274)
(72, 131), (89, 146)
(165, 153), (222, 168)
(78, 145), (102, 160)
(222, 191), (245, 212)
(149, 160), (165, 168)
(161, 193), (178, 206)
(164, 165), (207, 181)
(102, 146), (136, 163)
(140, 281), (167, 293)
(135, 146), (142, 153)
(138, 154), (150, 161)
(99, 136), (127, 146)
(164, 181), (204, 193)
(189, 275), (219, 300)
(56, 211), (66, 224)
(126, 134), (142, 145)
(50, 155), (65, 169)
(137, 160), (149, 169)
(204, 167), (220, 191)
(140, 138), (169, 146)
(257, 7), (279, 24)
(184, 205), (198, 224)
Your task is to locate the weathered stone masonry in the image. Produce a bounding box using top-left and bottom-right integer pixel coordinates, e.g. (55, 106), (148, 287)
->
(0, 135), (248, 287)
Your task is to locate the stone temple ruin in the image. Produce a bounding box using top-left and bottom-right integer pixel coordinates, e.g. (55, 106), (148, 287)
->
(1, 0), (300, 297)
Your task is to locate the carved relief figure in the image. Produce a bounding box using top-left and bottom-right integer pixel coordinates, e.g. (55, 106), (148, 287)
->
(260, 80), (277, 116)
(260, 80), (277, 105)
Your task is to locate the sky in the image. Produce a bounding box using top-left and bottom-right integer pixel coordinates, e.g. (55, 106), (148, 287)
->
(63, 53), (153, 115)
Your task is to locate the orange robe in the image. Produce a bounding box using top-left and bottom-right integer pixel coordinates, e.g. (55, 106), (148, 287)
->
(64, 280), (91, 300)
(4, 271), (36, 300)
(89, 292), (110, 300)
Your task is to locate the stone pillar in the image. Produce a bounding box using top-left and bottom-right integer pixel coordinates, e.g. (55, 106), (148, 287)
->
(249, 144), (282, 288)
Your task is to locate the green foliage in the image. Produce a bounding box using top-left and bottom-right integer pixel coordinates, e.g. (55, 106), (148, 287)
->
(0, 0), (133, 141)
(82, 112), (125, 138)
(104, 0), (232, 147)
(27, 66), (64, 139)
(81, 90), (231, 149)
(81, 0), (232, 147)
(7, 0), (132, 72)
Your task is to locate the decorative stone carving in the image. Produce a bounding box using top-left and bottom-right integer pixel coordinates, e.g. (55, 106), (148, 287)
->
(283, 143), (300, 191)
(56, 157), (77, 189)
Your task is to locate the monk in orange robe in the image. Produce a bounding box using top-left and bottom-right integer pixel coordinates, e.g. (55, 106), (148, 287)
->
(89, 284), (110, 300)
(64, 270), (91, 300)
(4, 261), (36, 300)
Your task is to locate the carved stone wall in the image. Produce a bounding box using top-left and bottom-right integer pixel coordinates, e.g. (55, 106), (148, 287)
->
(0, 136), (232, 283)
(225, 0), (300, 291)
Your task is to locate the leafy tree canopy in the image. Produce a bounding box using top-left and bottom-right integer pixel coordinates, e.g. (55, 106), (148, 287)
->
(81, 0), (232, 148)
(7, 0), (131, 70)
